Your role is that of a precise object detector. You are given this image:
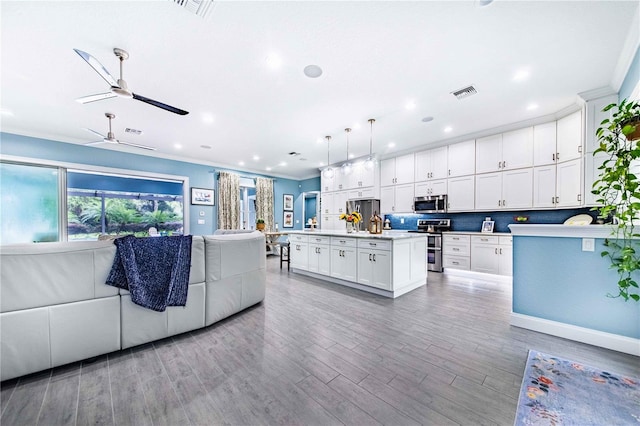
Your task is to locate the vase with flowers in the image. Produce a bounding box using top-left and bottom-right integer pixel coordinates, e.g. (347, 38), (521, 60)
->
(339, 211), (362, 233)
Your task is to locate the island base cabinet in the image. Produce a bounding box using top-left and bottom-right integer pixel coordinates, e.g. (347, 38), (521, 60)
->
(290, 242), (309, 270)
(308, 245), (331, 275)
(330, 247), (357, 282)
(357, 249), (391, 290)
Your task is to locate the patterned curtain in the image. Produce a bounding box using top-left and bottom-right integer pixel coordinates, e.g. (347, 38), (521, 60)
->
(255, 177), (274, 231)
(217, 171), (240, 229)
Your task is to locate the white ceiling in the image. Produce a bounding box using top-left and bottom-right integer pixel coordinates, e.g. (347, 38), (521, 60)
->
(1, 1), (638, 180)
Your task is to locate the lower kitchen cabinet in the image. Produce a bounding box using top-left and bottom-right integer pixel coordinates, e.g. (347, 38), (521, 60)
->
(357, 239), (392, 290)
(443, 232), (512, 276)
(308, 235), (331, 275)
(443, 234), (471, 270)
(330, 237), (357, 281)
(290, 241), (309, 270)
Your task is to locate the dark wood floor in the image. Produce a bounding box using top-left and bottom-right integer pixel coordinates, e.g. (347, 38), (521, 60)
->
(2, 257), (639, 425)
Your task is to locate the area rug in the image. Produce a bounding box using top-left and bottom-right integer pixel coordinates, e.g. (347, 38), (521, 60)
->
(515, 350), (640, 425)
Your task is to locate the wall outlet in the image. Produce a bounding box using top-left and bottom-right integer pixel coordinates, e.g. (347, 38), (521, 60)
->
(197, 219), (205, 225)
(582, 238), (595, 252)
(400, 218), (404, 224)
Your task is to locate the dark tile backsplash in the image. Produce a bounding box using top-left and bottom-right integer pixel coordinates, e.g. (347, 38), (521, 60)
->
(384, 208), (598, 233)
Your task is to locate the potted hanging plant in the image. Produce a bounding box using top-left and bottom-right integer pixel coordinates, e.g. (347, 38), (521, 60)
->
(592, 97), (640, 301)
(256, 218), (266, 231)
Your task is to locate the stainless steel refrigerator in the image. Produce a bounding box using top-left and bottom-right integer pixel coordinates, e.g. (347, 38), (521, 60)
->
(346, 199), (380, 230)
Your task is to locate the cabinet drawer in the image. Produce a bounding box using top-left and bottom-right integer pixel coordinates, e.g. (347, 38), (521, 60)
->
(444, 243), (470, 256)
(308, 236), (331, 245)
(349, 187), (375, 200)
(499, 235), (513, 245)
(443, 255), (470, 270)
(471, 235), (499, 245)
(357, 239), (391, 251)
(331, 237), (357, 248)
(289, 234), (309, 243)
(443, 234), (470, 244)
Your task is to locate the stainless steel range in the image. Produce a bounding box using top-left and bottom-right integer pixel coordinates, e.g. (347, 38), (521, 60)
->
(408, 219), (451, 272)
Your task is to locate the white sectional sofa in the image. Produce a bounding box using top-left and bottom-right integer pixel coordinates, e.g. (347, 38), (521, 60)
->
(0, 231), (265, 381)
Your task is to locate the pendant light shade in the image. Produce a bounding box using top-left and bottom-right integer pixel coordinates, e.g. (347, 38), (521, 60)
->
(364, 118), (376, 170)
(341, 128), (352, 175)
(322, 135), (334, 178)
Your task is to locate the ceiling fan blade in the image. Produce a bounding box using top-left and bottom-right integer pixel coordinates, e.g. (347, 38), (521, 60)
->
(76, 92), (118, 104)
(117, 141), (157, 151)
(73, 48), (119, 87)
(84, 128), (106, 139)
(85, 140), (107, 146)
(133, 93), (189, 115)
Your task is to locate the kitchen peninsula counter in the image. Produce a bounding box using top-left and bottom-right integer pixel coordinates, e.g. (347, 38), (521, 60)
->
(287, 230), (427, 298)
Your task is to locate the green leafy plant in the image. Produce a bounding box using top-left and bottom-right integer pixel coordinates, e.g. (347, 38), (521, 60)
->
(592, 98), (640, 301)
(256, 218), (265, 224)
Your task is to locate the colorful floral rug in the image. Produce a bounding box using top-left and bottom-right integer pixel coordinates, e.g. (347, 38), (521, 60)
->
(515, 350), (640, 425)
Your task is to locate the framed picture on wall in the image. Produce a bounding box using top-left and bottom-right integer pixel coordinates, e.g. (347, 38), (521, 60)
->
(283, 211), (294, 228)
(191, 187), (215, 206)
(481, 220), (495, 233)
(283, 194), (294, 211)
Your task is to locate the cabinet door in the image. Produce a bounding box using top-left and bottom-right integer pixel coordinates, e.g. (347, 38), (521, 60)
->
(342, 248), (357, 282)
(498, 245), (513, 276)
(430, 147), (449, 180)
(380, 186), (395, 214)
(380, 158), (396, 186)
(431, 179), (448, 196)
(475, 172), (502, 210)
(414, 150), (430, 182)
(395, 154), (415, 185)
(321, 173), (335, 192)
(320, 192), (334, 215)
(394, 184), (415, 213)
(585, 94), (617, 154)
(308, 244), (320, 272)
(502, 127), (533, 170)
(414, 182), (429, 197)
(334, 171), (348, 191)
(533, 165), (557, 208)
(447, 176), (475, 211)
(471, 244), (500, 274)
(556, 110), (583, 162)
(533, 122), (557, 166)
(584, 152), (608, 206)
(291, 243), (309, 270)
(502, 168), (533, 209)
(476, 134), (503, 174)
(359, 162), (376, 188)
(371, 250), (392, 290)
(556, 158), (582, 207)
(334, 191), (349, 215)
(447, 140), (475, 177)
(318, 245), (331, 275)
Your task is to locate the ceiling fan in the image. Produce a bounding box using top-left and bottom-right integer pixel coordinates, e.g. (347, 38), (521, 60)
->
(73, 48), (189, 116)
(85, 113), (156, 151)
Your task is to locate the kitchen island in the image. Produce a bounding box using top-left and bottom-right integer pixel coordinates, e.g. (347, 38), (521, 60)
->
(287, 229), (427, 298)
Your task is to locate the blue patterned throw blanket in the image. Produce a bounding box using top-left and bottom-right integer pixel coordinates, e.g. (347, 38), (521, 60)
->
(106, 235), (192, 312)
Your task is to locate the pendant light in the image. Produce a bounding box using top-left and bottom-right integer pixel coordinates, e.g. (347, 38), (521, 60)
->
(322, 135), (334, 178)
(341, 128), (352, 175)
(364, 118), (376, 170)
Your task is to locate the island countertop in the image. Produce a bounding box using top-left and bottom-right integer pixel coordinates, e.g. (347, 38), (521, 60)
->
(286, 229), (425, 240)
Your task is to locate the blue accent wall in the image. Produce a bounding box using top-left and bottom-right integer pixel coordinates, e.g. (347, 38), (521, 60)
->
(512, 236), (640, 339)
(385, 208), (596, 232)
(619, 46), (639, 100)
(0, 132), (320, 235)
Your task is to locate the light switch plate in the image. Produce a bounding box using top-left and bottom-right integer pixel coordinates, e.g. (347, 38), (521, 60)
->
(582, 238), (595, 252)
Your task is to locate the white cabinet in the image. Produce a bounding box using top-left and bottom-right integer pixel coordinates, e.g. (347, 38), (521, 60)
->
(357, 239), (392, 290)
(556, 110), (583, 163)
(470, 235), (512, 276)
(380, 183), (414, 214)
(476, 170), (534, 211)
(348, 162), (376, 190)
(556, 158), (583, 207)
(333, 190), (348, 215)
(585, 94), (618, 153)
(443, 234), (471, 271)
(533, 122), (558, 166)
(476, 128), (533, 174)
(290, 235), (309, 271)
(447, 175), (475, 211)
(447, 140), (476, 177)
(533, 165), (557, 208)
(415, 146), (448, 182)
(321, 173), (335, 192)
(330, 237), (357, 281)
(333, 171), (349, 192)
(475, 172), (502, 210)
(380, 154), (415, 187)
(308, 236), (331, 275)
(584, 152), (608, 206)
(414, 179), (447, 197)
(320, 192), (334, 215)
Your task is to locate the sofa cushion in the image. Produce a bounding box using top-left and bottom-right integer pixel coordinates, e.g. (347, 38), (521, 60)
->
(204, 232), (266, 281)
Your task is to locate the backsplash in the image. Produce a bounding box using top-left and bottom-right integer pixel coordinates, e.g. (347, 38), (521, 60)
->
(385, 208), (598, 233)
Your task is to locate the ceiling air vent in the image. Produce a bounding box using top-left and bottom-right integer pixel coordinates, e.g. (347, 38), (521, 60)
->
(124, 128), (143, 135)
(170, 0), (215, 19)
(451, 85), (477, 100)
(288, 151), (301, 156)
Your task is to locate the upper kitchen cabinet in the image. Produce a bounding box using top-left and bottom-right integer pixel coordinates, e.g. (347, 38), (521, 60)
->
(476, 128), (533, 174)
(556, 110), (583, 163)
(447, 175), (475, 211)
(533, 122), (557, 166)
(415, 146), (448, 182)
(380, 154), (415, 187)
(585, 94), (618, 153)
(447, 140), (475, 177)
(321, 172), (335, 192)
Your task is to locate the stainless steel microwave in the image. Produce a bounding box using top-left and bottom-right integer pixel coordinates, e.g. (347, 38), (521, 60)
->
(414, 195), (447, 213)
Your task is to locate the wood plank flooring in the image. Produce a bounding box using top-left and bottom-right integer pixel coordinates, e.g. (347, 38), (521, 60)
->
(2, 257), (639, 425)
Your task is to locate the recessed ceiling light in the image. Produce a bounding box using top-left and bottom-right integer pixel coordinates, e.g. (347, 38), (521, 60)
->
(303, 65), (323, 78)
(174, 143), (182, 149)
(202, 113), (214, 124)
(279, 161), (287, 166)
(266, 53), (282, 70)
(239, 161), (245, 166)
(388, 142), (396, 148)
(266, 166), (272, 171)
(513, 70), (530, 81)
(0, 108), (14, 116)
(422, 116), (434, 123)
(253, 155), (260, 161)
(200, 144), (212, 149)
(405, 101), (416, 110)
(527, 103), (539, 110)
(444, 126), (453, 133)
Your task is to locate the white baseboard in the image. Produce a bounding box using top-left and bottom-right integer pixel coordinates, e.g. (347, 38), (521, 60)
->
(511, 313), (640, 356)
